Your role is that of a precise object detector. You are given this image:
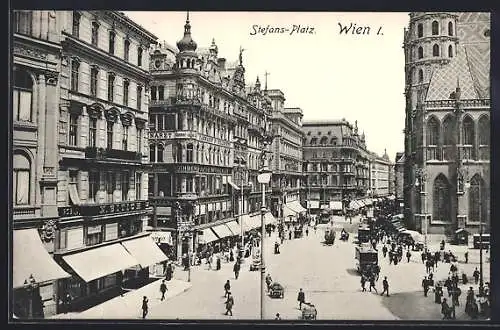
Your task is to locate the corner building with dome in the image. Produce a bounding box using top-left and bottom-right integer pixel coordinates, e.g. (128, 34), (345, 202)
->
(402, 12), (490, 236)
(147, 14), (274, 260)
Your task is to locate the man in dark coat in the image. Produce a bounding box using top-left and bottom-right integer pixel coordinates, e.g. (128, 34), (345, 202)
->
(297, 288), (305, 309)
(233, 261), (241, 279)
(360, 275), (367, 292)
(224, 280), (231, 298)
(224, 292), (234, 316)
(422, 276), (429, 297)
(441, 298), (450, 319)
(369, 276), (378, 293)
(473, 268), (480, 284)
(160, 280), (167, 301)
(381, 277), (389, 297)
(142, 296), (149, 319)
(382, 245), (388, 258)
(406, 250), (412, 263)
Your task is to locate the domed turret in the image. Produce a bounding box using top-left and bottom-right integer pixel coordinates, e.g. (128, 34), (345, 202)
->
(176, 12), (197, 52)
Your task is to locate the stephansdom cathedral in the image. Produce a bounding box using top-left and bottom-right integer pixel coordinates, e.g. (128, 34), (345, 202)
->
(402, 12), (490, 236)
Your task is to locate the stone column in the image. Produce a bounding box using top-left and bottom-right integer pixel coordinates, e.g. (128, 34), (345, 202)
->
(40, 11), (49, 40)
(193, 114), (197, 133)
(32, 11), (41, 38)
(113, 116), (122, 150)
(181, 176), (187, 193)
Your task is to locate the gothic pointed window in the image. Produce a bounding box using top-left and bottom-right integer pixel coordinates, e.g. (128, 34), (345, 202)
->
(426, 116), (440, 160)
(448, 22), (453, 36)
(149, 144), (156, 162)
(433, 44), (440, 57)
(462, 115), (475, 160)
(433, 174), (450, 222)
(478, 116), (490, 160)
(418, 46), (424, 59)
(417, 23), (423, 38)
(432, 21), (439, 35)
(157, 144), (164, 163)
(442, 115), (454, 160)
(418, 69), (424, 83)
(448, 45), (453, 58)
(469, 174), (487, 223)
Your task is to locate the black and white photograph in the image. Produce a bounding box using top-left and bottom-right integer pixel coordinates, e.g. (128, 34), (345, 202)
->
(10, 10), (491, 321)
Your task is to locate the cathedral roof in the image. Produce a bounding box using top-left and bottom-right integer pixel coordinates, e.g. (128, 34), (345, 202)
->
(425, 45), (479, 101)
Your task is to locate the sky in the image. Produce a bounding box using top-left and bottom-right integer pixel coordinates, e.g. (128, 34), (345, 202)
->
(125, 11), (409, 160)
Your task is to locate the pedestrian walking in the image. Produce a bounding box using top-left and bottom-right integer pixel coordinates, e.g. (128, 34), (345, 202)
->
(422, 276), (429, 297)
(233, 261), (240, 279)
(275, 313), (281, 320)
(230, 250), (234, 262)
(382, 245), (388, 258)
(369, 276), (378, 293)
(289, 231), (292, 240)
(141, 296), (149, 319)
(224, 280), (231, 297)
(216, 255), (222, 270)
(160, 280), (167, 301)
(306, 228), (309, 236)
(473, 268), (480, 284)
(441, 298), (451, 319)
(406, 250), (411, 263)
(297, 288), (305, 309)
(361, 275), (367, 292)
(464, 251), (468, 264)
(224, 292), (234, 316)
(381, 277), (389, 297)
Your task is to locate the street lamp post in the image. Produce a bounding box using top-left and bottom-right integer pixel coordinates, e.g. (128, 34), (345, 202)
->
(23, 274), (38, 318)
(258, 167), (272, 320)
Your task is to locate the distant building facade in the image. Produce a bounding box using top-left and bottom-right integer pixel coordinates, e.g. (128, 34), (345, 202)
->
(394, 152), (405, 213)
(368, 150), (392, 198)
(301, 120), (370, 213)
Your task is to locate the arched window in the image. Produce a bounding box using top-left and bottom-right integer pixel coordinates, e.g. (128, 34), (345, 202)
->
(417, 23), (423, 37)
(469, 174), (487, 223)
(13, 69), (33, 122)
(478, 116), (490, 145)
(13, 153), (31, 205)
(418, 69), (424, 83)
(320, 136), (328, 145)
(418, 46), (424, 59)
(442, 115), (454, 160)
(448, 45), (453, 58)
(433, 174), (450, 222)
(427, 116), (440, 145)
(331, 137), (338, 145)
(448, 21), (453, 36)
(462, 116), (475, 145)
(157, 144), (164, 163)
(462, 115), (475, 160)
(432, 21), (439, 35)
(177, 144), (183, 163)
(310, 137), (318, 145)
(149, 144), (155, 162)
(71, 59), (80, 91)
(186, 143), (193, 162)
(433, 44), (440, 57)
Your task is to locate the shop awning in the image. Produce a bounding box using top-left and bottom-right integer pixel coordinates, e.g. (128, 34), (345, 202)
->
(249, 214), (263, 229)
(62, 243), (139, 282)
(264, 212), (277, 225)
(200, 228), (219, 244)
(283, 205), (297, 220)
(212, 223), (234, 239)
(121, 236), (168, 268)
(226, 221), (242, 236)
(241, 214), (253, 232)
(13, 229), (71, 289)
(227, 177), (240, 190)
(286, 201), (306, 213)
(329, 201), (343, 210)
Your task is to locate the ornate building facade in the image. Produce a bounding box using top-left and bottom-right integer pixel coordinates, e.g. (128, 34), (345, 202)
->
(265, 89), (305, 220)
(394, 152), (405, 213)
(301, 120), (370, 214)
(403, 12), (490, 235)
(12, 10), (160, 318)
(147, 15), (272, 260)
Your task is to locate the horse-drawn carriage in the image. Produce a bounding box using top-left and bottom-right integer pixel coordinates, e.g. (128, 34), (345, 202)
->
(300, 303), (317, 320)
(269, 282), (285, 299)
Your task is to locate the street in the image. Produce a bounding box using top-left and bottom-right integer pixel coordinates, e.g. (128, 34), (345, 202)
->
(146, 215), (490, 320)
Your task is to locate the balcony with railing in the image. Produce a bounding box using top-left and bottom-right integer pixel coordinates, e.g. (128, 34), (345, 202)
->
(461, 145), (475, 161)
(85, 147), (142, 163)
(13, 206), (41, 218)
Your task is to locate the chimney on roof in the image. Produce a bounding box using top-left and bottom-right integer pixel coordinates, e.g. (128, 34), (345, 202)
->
(217, 58), (226, 70)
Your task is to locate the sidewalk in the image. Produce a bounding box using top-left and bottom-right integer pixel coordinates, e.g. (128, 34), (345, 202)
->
(51, 278), (191, 319)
